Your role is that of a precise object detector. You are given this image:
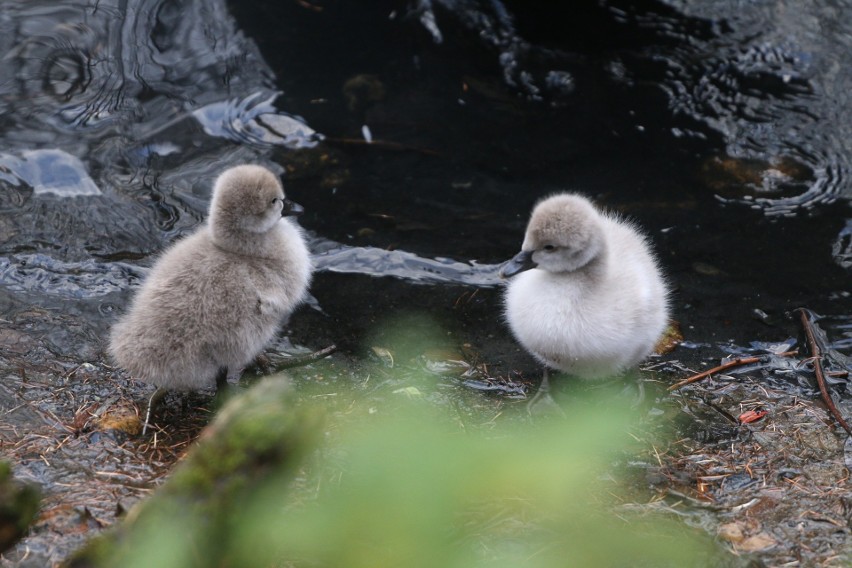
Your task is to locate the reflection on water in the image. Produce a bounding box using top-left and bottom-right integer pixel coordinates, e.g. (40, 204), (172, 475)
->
(411, 0), (577, 102)
(312, 239), (501, 286)
(0, 254), (142, 300)
(0, 0), (327, 360)
(0, 150), (101, 197)
(0, 0), (316, 258)
(0, 0), (848, 320)
(421, 0), (852, 215)
(619, 0), (852, 215)
(193, 91), (321, 148)
(834, 219), (852, 269)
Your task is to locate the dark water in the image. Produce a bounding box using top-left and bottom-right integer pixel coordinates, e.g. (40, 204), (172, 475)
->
(0, 0), (851, 565)
(0, 0), (849, 357)
(223, 0), (852, 350)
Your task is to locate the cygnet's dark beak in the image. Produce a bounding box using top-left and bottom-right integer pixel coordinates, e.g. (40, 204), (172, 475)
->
(281, 199), (304, 217)
(499, 250), (537, 278)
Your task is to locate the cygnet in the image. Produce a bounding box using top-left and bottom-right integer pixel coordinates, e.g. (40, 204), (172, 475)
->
(500, 193), (668, 394)
(109, 165), (312, 428)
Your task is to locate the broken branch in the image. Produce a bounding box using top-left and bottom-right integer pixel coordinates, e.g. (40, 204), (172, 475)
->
(797, 309), (852, 436)
(668, 357), (761, 391)
(269, 344), (337, 370)
(668, 349), (798, 392)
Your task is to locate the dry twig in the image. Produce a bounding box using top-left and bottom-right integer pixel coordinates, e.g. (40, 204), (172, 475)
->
(270, 344), (337, 370)
(668, 357), (762, 391)
(797, 309), (852, 436)
(668, 350), (798, 392)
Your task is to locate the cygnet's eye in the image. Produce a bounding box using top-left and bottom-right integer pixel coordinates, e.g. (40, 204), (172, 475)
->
(542, 244), (556, 252)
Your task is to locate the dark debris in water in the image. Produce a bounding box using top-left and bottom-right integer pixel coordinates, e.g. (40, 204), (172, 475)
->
(460, 378), (527, 398)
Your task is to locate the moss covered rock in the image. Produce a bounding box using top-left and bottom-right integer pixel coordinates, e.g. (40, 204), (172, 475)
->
(64, 375), (322, 568)
(0, 461), (40, 554)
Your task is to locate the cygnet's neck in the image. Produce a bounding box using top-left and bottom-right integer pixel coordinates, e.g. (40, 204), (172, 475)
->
(209, 221), (281, 259)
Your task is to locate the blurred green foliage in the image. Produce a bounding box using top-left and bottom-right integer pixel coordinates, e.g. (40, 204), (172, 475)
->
(233, 397), (716, 568)
(0, 461), (40, 554)
(68, 313), (719, 568)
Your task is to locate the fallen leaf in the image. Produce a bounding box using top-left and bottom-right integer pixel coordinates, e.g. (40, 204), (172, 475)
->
(94, 406), (141, 436)
(737, 532), (777, 552)
(654, 321), (683, 355)
(739, 410), (768, 424)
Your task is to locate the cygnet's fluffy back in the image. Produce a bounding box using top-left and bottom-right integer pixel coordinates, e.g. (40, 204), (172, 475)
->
(109, 164), (312, 390)
(502, 193), (668, 379)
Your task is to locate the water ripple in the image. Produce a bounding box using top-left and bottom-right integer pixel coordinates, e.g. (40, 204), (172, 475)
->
(408, 0), (575, 102)
(311, 239), (502, 287)
(639, 1), (852, 214)
(833, 219), (852, 270)
(0, 254), (145, 300)
(0, 0), (310, 263)
(0, 149), (101, 197)
(0, 239), (501, 307)
(193, 91), (322, 149)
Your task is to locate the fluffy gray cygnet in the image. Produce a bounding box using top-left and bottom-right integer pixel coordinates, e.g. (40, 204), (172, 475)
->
(109, 164), (312, 392)
(500, 193), (669, 382)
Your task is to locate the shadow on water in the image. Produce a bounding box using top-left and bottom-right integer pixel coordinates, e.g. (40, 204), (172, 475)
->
(0, 0), (850, 565)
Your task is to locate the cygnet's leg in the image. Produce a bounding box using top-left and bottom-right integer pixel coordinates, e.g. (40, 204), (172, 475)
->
(629, 378), (646, 408)
(527, 368), (566, 417)
(212, 366), (237, 411)
(215, 366), (229, 391)
(527, 367), (551, 409)
(141, 388), (167, 436)
(614, 369), (646, 409)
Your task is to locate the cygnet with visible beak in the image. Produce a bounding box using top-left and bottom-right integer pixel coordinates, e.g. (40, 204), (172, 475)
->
(109, 165), (312, 430)
(501, 193), (668, 400)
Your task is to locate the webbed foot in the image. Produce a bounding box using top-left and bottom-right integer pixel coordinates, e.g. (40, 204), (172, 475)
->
(527, 368), (566, 418)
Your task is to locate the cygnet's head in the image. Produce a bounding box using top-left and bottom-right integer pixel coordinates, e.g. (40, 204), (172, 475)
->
(208, 165), (303, 240)
(501, 193), (605, 278)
